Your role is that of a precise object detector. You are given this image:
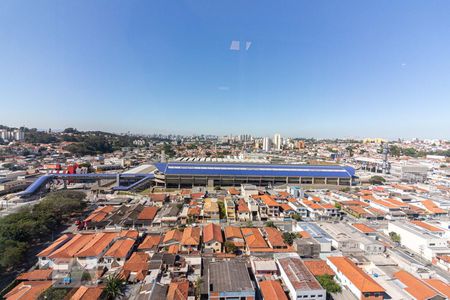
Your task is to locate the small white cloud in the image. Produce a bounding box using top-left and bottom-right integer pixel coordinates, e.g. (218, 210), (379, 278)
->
(401, 63), (407, 67)
(230, 40), (240, 51)
(218, 86), (230, 91)
(245, 41), (252, 50)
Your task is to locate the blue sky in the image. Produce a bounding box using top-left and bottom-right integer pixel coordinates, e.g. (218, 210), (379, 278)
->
(1, 1), (450, 139)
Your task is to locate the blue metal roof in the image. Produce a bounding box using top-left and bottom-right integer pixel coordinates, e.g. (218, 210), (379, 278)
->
(154, 162), (355, 178)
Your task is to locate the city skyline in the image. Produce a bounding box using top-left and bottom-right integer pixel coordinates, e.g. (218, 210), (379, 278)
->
(2, 1), (450, 138)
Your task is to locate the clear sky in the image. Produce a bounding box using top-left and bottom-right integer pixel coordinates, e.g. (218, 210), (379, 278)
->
(1, 1), (450, 139)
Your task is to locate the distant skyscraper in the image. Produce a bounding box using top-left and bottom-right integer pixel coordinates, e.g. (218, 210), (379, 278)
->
(273, 133), (282, 151)
(262, 137), (271, 152)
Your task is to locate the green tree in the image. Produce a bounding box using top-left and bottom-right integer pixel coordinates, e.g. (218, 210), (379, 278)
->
(282, 232), (298, 246)
(291, 213), (302, 221)
(316, 275), (342, 294)
(224, 241), (237, 254)
(38, 288), (68, 300)
(265, 221), (277, 228)
(389, 231), (401, 243)
(369, 175), (386, 185)
(103, 274), (125, 299)
(194, 277), (203, 300)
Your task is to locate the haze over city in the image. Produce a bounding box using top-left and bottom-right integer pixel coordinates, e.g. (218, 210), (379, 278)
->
(1, 1), (450, 138)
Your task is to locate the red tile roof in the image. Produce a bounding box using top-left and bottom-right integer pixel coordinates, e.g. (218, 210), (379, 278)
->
(37, 234), (73, 257)
(138, 235), (162, 250)
(327, 256), (385, 293)
(180, 227), (201, 246)
(74, 232), (116, 257)
(137, 206), (158, 220)
(224, 226), (243, 239)
(104, 239), (135, 258)
(352, 223), (376, 233)
(167, 280), (189, 300)
(71, 286), (104, 300)
(264, 227), (287, 248)
(203, 223), (223, 244)
(421, 200), (446, 214)
(259, 280), (288, 300)
(411, 220), (444, 232)
(241, 228), (268, 249)
(16, 269), (53, 281)
(4, 281), (53, 300)
(303, 260), (335, 276)
(163, 229), (183, 244)
(424, 279), (450, 299)
(394, 270), (441, 300)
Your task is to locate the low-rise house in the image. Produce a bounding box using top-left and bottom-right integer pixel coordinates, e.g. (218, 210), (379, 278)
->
(138, 234), (163, 254)
(303, 259), (335, 277)
(103, 238), (135, 268)
(136, 206), (159, 226)
(241, 227), (270, 254)
(74, 232), (117, 269)
(120, 252), (150, 282)
(162, 229), (183, 247)
(327, 256), (385, 300)
(263, 227), (289, 250)
(276, 254), (326, 300)
(259, 280), (288, 300)
(203, 223), (223, 253)
(180, 226), (201, 253)
(167, 280), (190, 300)
(206, 260), (255, 299)
(237, 199), (251, 221)
(71, 286), (104, 300)
(224, 226), (245, 251)
(393, 270), (445, 300)
(4, 281), (53, 300)
(224, 197), (237, 221)
(203, 198), (220, 223)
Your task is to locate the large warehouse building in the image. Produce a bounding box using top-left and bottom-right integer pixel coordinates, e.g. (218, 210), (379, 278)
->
(153, 162), (356, 188)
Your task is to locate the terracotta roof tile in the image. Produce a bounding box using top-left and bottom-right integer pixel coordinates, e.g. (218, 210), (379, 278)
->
(303, 260), (335, 276)
(328, 256), (384, 293)
(104, 239), (135, 258)
(138, 235), (162, 250)
(71, 286), (104, 300)
(394, 270), (441, 300)
(137, 206), (158, 220)
(181, 227), (201, 246)
(203, 223), (223, 244)
(259, 280), (288, 300)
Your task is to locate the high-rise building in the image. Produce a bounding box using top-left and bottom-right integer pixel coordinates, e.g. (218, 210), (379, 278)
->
(262, 137), (271, 152)
(273, 133), (282, 151)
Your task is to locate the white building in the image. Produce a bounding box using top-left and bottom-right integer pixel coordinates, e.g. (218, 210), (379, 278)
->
(275, 254), (326, 300)
(327, 256), (385, 300)
(388, 221), (450, 261)
(273, 133), (282, 151)
(262, 137), (271, 152)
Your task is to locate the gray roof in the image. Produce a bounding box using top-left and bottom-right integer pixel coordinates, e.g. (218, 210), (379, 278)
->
(208, 260), (254, 293)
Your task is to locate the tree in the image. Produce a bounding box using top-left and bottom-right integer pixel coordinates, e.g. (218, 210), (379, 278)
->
(282, 232), (298, 246)
(265, 221), (277, 228)
(224, 241), (237, 254)
(291, 213), (302, 221)
(217, 201), (226, 220)
(103, 274), (125, 299)
(369, 175), (386, 185)
(389, 232), (401, 243)
(316, 275), (342, 294)
(194, 277), (203, 300)
(38, 288), (69, 300)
